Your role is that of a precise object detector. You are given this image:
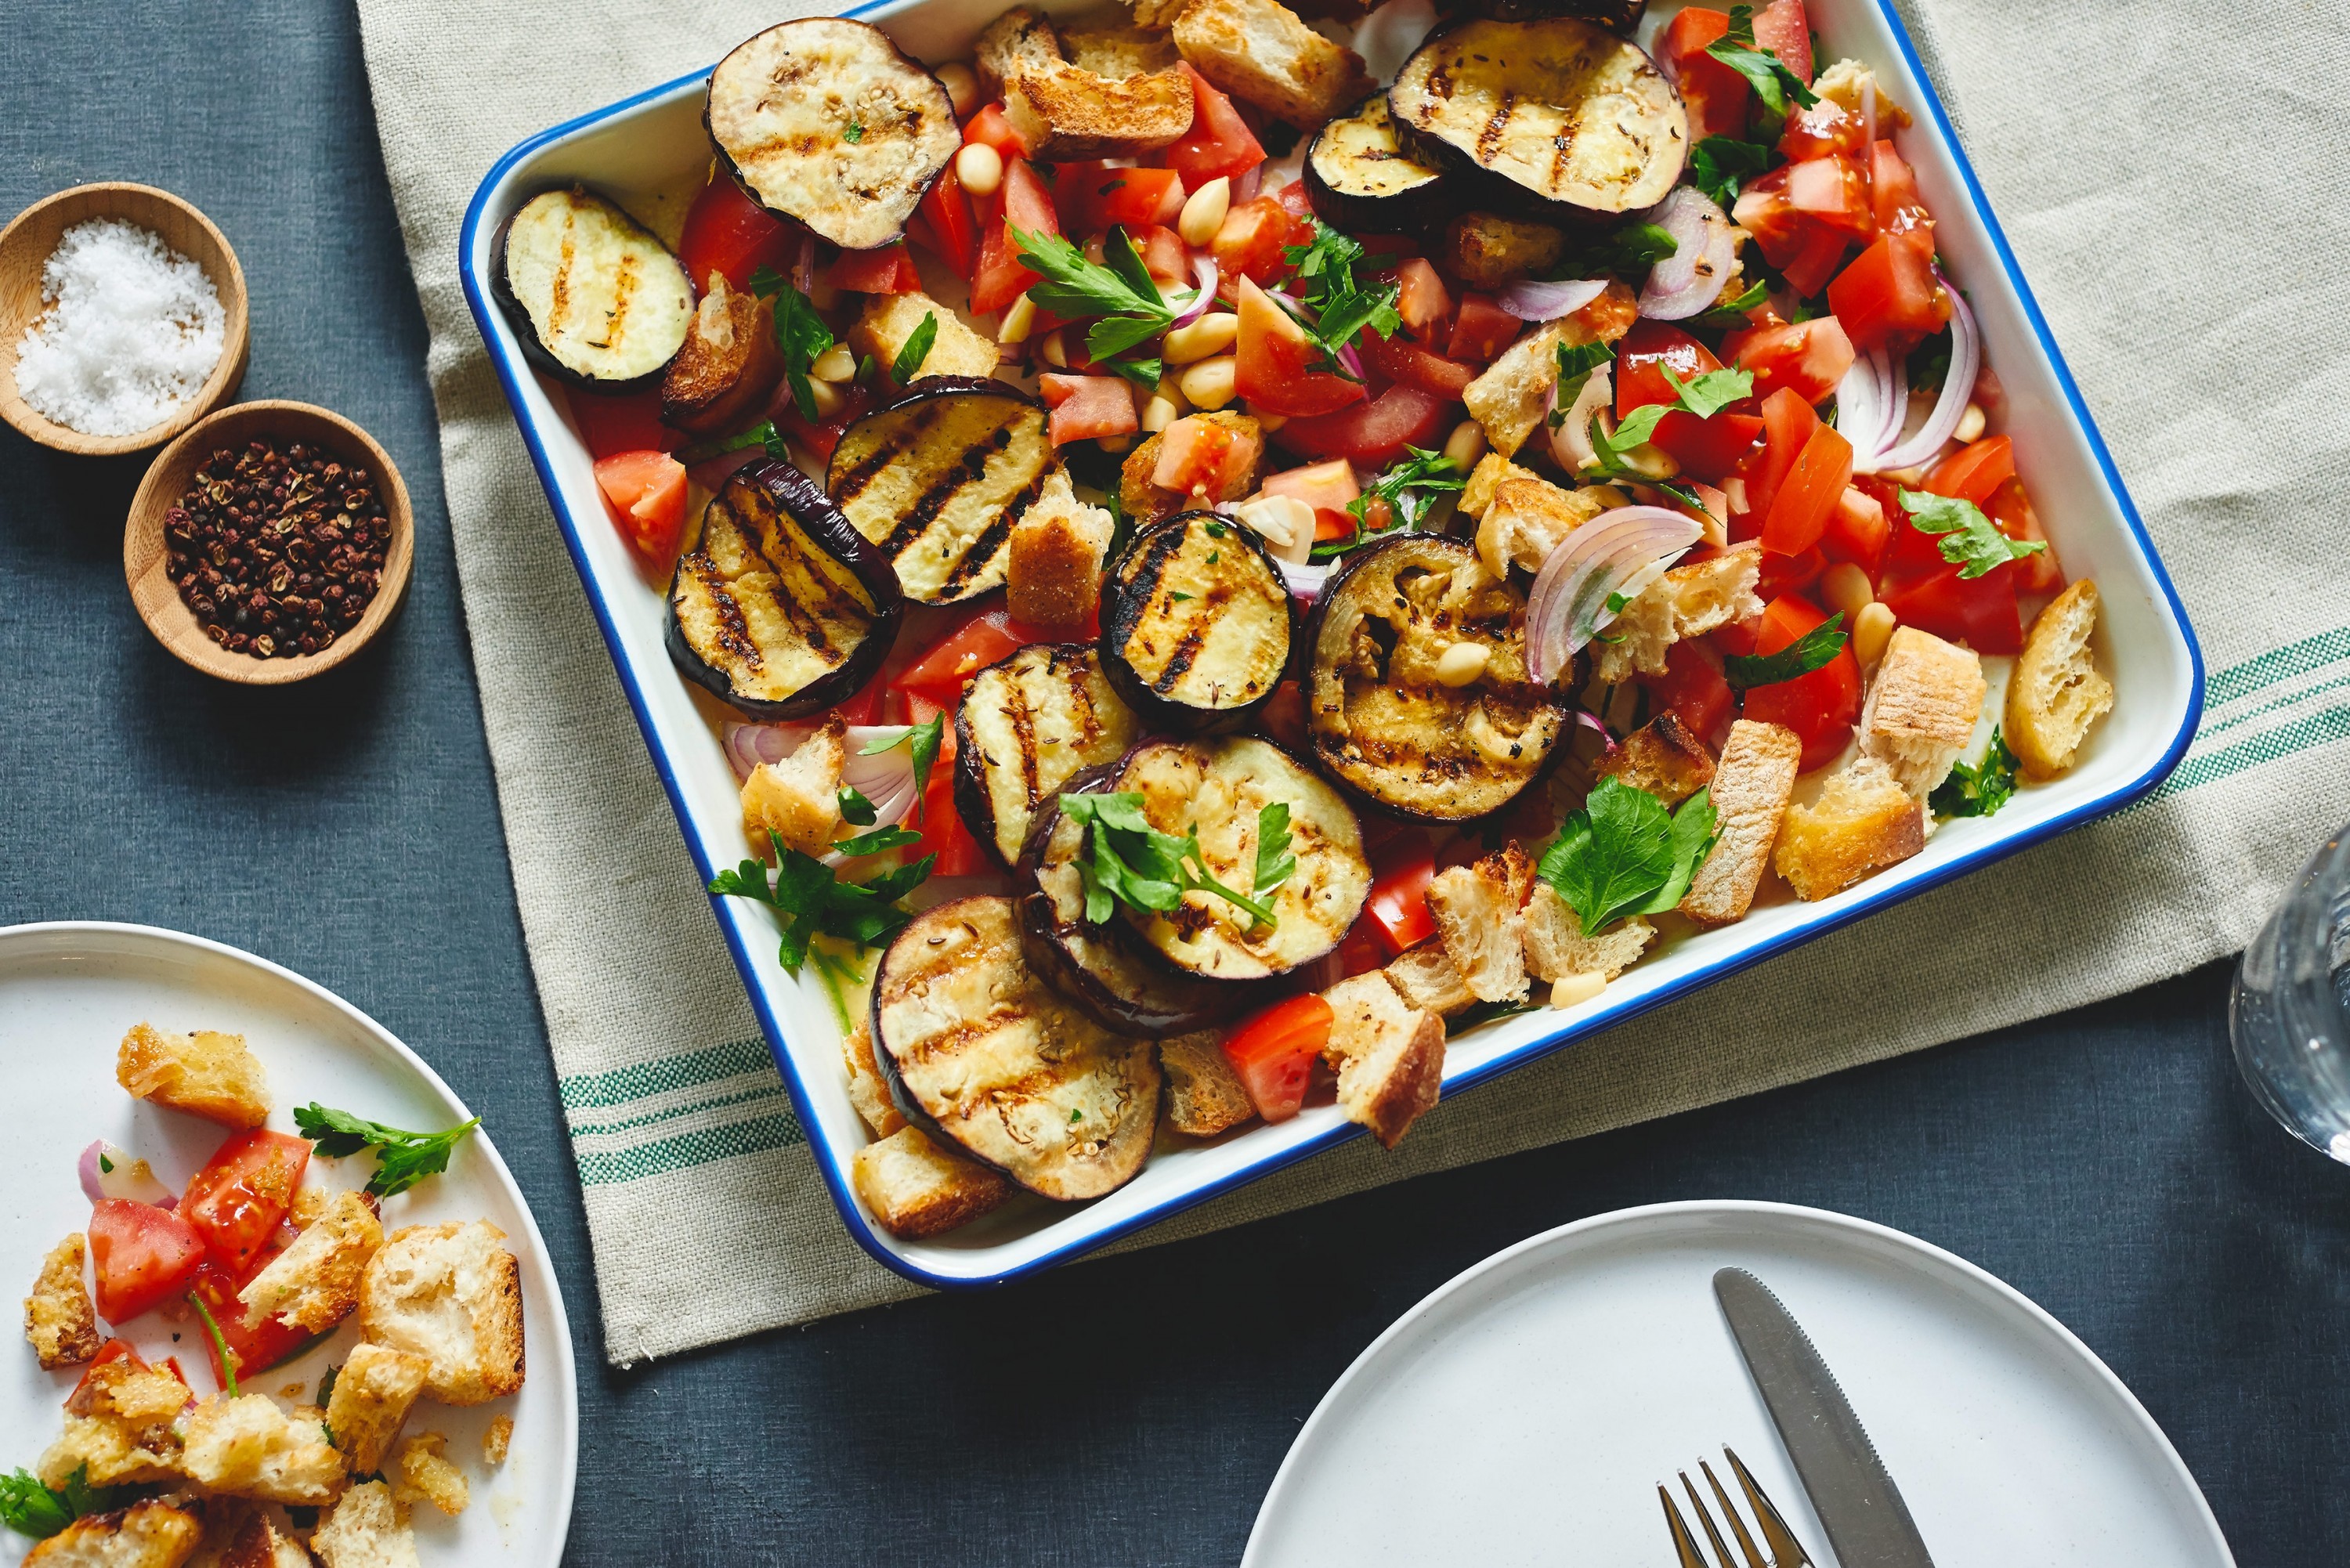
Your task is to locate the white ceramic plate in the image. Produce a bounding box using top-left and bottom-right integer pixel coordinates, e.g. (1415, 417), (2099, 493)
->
(458, 0), (2203, 1289)
(0, 923), (577, 1566)
(1246, 1201), (2232, 1567)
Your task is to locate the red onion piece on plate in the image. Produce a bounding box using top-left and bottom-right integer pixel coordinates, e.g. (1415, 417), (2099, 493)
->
(1546, 362), (1614, 474)
(1497, 277), (1608, 322)
(1278, 558), (1333, 602)
(1637, 187), (1738, 321)
(1524, 507), (1705, 683)
(79, 1140), (176, 1208)
(1168, 256), (1221, 328)
(723, 723), (922, 830)
(1865, 277), (1979, 472)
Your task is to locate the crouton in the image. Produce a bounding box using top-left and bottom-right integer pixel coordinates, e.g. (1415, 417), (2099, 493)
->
(1007, 468), (1113, 636)
(1592, 541), (1764, 684)
(1773, 754), (1925, 901)
(1004, 60), (1198, 158)
(1065, 23), (1181, 75)
(192, 1506), (311, 1568)
(2007, 579), (2113, 779)
(1321, 974), (1445, 1148)
(41, 1353), (190, 1489)
(392, 1433), (467, 1517)
(841, 1016), (907, 1139)
(740, 714), (846, 858)
(1173, 0), (1372, 127)
(1131, 0), (1194, 28)
(23, 1498), (204, 1568)
(310, 1482), (418, 1568)
(26, 1233), (100, 1370)
(239, 1190), (381, 1335)
(1596, 713), (1717, 806)
(1679, 719), (1802, 926)
(116, 1023), (269, 1129)
(1159, 1030), (1256, 1136)
(1476, 474), (1625, 576)
(1121, 410), (1263, 522)
(357, 1221), (525, 1407)
(848, 290), (1000, 385)
(1813, 58), (1911, 128)
(1426, 844), (1534, 1003)
(1383, 942), (1478, 1017)
(1462, 283), (1636, 457)
(974, 5), (1064, 97)
(1444, 211), (1566, 291)
(324, 1342), (430, 1477)
(657, 273), (781, 435)
(850, 1125), (1013, 1239)
(1521, 886), (1656, 982)
(1860, 627), (1984, 800)
(179, 1394), (345, 1505)
(1459, 451), (1541, 522)
(482, 1415), (513, 1466)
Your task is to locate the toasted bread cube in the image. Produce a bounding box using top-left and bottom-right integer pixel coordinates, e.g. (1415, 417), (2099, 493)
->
(38, 1417), (180, 1491)
(1004, 60), (1198, 159)
(1173, 0), (1372, 126)
(179, 1393), (345, 1505)
(358, 1221), (525, 1407)
(1444, 211), (1566, 291)
(1814, 58), (1911, 128)
(325, 1342), (431, 1477)
(1521, 887), (1655, 982)
(1861, 627), (1985, 800)
(240, 1190), (381, 1335)
(1595, 713), (1717, 807)
(1383, 942), (1477, 1017)
(848, 290), (1000, 385)
(1593, 542), (1764, 684)
(2007, 579), (2113, 779)
(1130, 0), (1194, 27)
(841, 1016), (907, 1139)
(1122, 410), (1263, 522)
(658, 273), (782, 435)
(392, 1433), (468, 1517)
(1065, 23), (1181, 75)
(974, 5), (1065, 97)
(1774, 754), (1925, 901)
(192, 1505), (312, 1568)
(1459, 452), (1541, 522)
(23, 1498), (204, 1568)
(116, 1023), (269, 1129)
(26, 1233), (100, 1370)
(1007, 468), (1112, 636)
(740, 714), (845, 858)
(851, 1126), (1013, 1239)
(1680, 719), (1802, 926)
(1476, 474), (1623, 576)
(1426, 844), (1534, 1004)
(1159, 1030), (1256, 1136)
(483, 1414), (514, 1466)
(1321, 974), (1444, 1148)
(310, 1482), (418, 1568)
(1463, 285), (1633, 457)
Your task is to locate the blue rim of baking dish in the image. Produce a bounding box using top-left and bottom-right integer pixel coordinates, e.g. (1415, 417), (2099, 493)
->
(457, 0), (2204, 1291)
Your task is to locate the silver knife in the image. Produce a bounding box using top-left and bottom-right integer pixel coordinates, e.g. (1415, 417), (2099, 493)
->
(1713, 1267), (1936, 1568)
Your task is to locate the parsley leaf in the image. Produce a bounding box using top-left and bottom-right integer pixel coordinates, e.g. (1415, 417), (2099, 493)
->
(1585, 366), (1755, 475)
(292, 1104), (483, 1198)
(1930, 727), (2022, 818)
(1280, 219), (1401, 379)
(1899, 490), (2048, 579)
(748, 266), (837, 422)
(1012, 225), (1174, 381)
(1058, 793), (1282, 930)
(859, 714), (945, 820)
(1707, 3), (1820, 125)
(838, 786), (878, 827)
(1, 1470), (75, 1539)
(710, 831), (937, 974)
(1448, 999), (1542, 1035)
(1253, 802), (1297, 903)
(1695, 278), (1772, 329)
(845, 120), (865, 143)
(316, 1363), (341, 1411)
(1551, 340), (1614, 426)
(1689, 135), (1774, 209)
(890, 311), (938, 383)
(1723, 612), (1846, 689)
(1537, 779), (1718, 934)
(1661, 363), (1755, 419)
(1555, 222), (1679, 281)
(1326, 445), (1465, 555)
(674, 419), (791, 468)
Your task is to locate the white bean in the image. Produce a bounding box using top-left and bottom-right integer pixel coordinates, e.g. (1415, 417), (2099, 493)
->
(997, 293), (1036, 345)
(1162, 312), (1238, 365)
(811, 343), (856, 383)
(1178, 177), (1231, 247)
(1820, 562), (1875, 619)
(955, 141), (1003, 197)
(1954, 403), (1987, 444)
(1442, 420), (1488, 474)
(1550, 971), (1608, 1009)
(1853, 602), (1898, 667)
(1141, 396), (1180, 433)
(1177, 355), (1237, 410)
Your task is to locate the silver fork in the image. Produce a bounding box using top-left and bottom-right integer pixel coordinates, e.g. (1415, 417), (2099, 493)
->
(1658, 1447), (1813, 1568)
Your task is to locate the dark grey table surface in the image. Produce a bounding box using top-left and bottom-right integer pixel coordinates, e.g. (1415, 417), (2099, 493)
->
(4, 3), (2345, 1563)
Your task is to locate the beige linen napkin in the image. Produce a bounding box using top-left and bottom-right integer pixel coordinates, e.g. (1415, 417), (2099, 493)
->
(356, 0), (2350, 1364)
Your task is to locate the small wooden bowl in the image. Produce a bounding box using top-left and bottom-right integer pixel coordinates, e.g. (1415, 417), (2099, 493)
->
(124, 400), (413, 685)
(0, 182), (251, 457)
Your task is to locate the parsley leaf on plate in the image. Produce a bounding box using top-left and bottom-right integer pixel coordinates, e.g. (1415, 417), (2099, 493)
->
(1551, 340), (1614, 426)
(187, 1291), (240, 1396)
(1900, 490), (2048, 579)
(1689, 135), (1774, 210)
(1695, 278), (1772, 330)
(748, 266), (837, 423)
(1723, 612), (1847, 689)
(1253, 802), (1297, 904)
(1059, 793), (1285, 930)
(674, 418), (792, 468)
(859, 713), (945, 820)
(1557, 222), (1680, 280)
(292, 1104), (483, 1198)
(890, 311), (938, 384)
(1586, 366), (1754, 473)
(1930, 727), (2022, 818)
(1013, 226), (1173, 383)
(1537, 778), (1718, 935)
(1707, 3), (1820, 124)
(1, 1469), (75, 1539)
(1280, 220), (1401, 380)
(1321, 445), (1466, 555)
(709, 832), (937, 975)
(837, 786), (878, 827)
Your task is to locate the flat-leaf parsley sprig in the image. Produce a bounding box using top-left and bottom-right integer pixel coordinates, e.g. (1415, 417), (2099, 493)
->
(1723, 612), (1847, 690)
(1278, 220), (1402, 381)
(1931, 727), (2022, 818)
(710, 829), (935, 977)
(859, 711), (946, 822)
(1899, 490), (2048, 579)
(1705, 4), (1819, 125)
(293, 1104), (483, 1198)
(1537, 777), (1718, 934)
(747, 266), (837, 422)
(1318, 446), (1466, 557)
(1060, 793), (1295, 930)
(1011, 225), (1173, 387)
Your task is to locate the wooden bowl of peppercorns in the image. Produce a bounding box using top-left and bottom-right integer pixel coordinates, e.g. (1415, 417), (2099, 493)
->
(124, 399), (412, 683)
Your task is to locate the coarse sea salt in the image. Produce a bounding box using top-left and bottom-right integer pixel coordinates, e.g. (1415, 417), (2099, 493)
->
(13, 217), (226, 437)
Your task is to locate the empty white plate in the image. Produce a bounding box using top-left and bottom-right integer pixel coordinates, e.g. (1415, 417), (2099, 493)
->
(1246, 1201), (2231, 1567)
(0, 922), (576, 1566)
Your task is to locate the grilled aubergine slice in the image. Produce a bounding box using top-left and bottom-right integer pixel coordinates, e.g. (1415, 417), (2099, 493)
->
(1101, 511), (1295, 732)
(828, 378), (1055, 605)
(665, 460), (902, 719)
(494, 186), (695, 390)
(706, 19), (961, 252)
(953, 645), (1141, 870)
(1107, 736), (1370, 982)
(1307, 535), (1565, 820)
(871, 896), (1160, 1201)
(1444, 0), (1647, 30)
(1388, 18), (1687, 219)
(1015, 771), (1222, 1036)
(1303, 93), (1452, 234)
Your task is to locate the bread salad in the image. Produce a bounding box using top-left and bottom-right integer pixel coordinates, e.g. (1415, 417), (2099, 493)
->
(8, 1024), (521, 1567)
(495, 0), (2116, 1239)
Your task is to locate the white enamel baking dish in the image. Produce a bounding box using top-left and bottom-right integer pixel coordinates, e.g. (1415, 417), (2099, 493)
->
(459, 0), (2201, 1289)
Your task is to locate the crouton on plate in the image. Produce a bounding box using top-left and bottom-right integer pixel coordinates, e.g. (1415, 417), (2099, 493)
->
(1444, 211), (1567, 291)
(841, 1016), (907, 1139)
(739, 714), (846, 858)
(25, 1233), (100, 1370)
(1121, 410), (1264, 522)
(1774, 754), (1925, 901)
(2008, 579), (2113, 779)
(393, 1432), (468, 1516)
(179, 1393), (345, 1505)
(848, 290), (1000, 386)
(116, 1023), (269, 1129)
(1462, 284), (1634, 457)
(310, 1480), (418, 1568)
(1860, 626), (1986, 800)
(1680, 720), (1802, 926)
(1592, 542), (1764, 685)
(1594, 713), (1718, 807)
(1321, 973), (1444, 1148)
(23, 1498), (204, 1568)
(851, 1125), (1013, 1239)
(1383, 943), (1477, 1017)
(1426, 844), (1535, 1003)
(1522, 886), (1656, 982)
(1006, 468), (1113, 636)
(1475, 473), (1622, 576)
(325, 1342), (432, 1477)
(1173, 0), (1372, 128)
(1159, 1030), (1257, 1137)
(357, 1221), (526, 1406)
(239, 1189), (382, 1334)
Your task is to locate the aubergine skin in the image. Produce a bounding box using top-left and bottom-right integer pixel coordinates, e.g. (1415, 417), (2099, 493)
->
(1302, 92), (1453, 237)
(663, 460), (903, 721)
(1441, 0), (1646, 30)
(1098, 511), (1297, 735)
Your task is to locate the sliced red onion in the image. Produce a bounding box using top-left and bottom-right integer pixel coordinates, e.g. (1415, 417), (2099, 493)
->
(1497, 278), (1608, 322)
(792, 233), (817, 297)
(1524, 508), (1705, 684)
(1546, 363), (1614, 474)
(79, 1140), (175, 1208)
(1637, 187), (1738, 321)
(1234, 166), (1263, 206)
(1335, 339), (1368, 381)
(1278, 558), (1333, 602)
(1571, 708), (1620, 752)
(724, 723), (920, 829)
(1835, 350), (1883, 468)
(1864, 276), (1979, 472)
(1167, 256), (1220, 329)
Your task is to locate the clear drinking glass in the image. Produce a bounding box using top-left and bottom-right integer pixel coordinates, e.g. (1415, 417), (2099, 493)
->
(2231, 826), (2350, 1162)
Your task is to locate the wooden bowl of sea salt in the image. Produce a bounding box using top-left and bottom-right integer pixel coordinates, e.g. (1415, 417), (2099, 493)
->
(0, 183), (249, 457)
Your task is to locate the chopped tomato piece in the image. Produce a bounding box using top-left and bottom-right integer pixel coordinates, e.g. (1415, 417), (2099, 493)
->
(970, 158), (1059, 316)
(181, 1129), (311, 1277)
(1828, 230), (1950, 352)
(89, 1199), (208, 1324)
(1260, 678), (1308, 751)
(1725, 317), (1855, 407)
(917, 166), (982, 279)
(1877, 503), (2026, 654)
(1213, 196), (1312, 286)
(1337, 921), (1388, 978)
(963, 102), (1033, 161)
(1222, 994), (1334, 1122)
(1752, 0), (1813, 83)
(1358, 329), (1477, 399)
(1391, 258), (1453, 339)
(1615, 320), (1723, 414)
(1260, 458), (1361, 512)
(1234, 275), (1368, 419)
(775, 384), (869, 464)
(1757, 543), (1828, 600)
(1659, 6), (1752, 141)
(1739, 593), (1861, 771)
(1784, 156), (1874, 240)
(907, 748), (987, 872)
(1781, 228), (1849, 300)
(1314, 506), (1357, 542)
(1870, 140), (1933, 237)
(1167, 64), (1264, 189)
(1365, 837), (1437, 956)
(1058, 164), (1188, 236)
(1643, 638), (1735, 745)
(1983, 475), (2064, 595)
(1447, 293), (1521, 363)
(677, 175), (796, 292)
(1154, 413), (1260, 498)
(1734, 387), (1822, 537)
(1820, 484), (1890, 576)
(1924, 435), (2016, 506)
(826, 243), (920, 295)
(1039, 373), (1140, 446)
(566, 387), (676, 460)
(899, 609), (1028, 706)
(1136, 224), (1190, 284)
(187, 1250), (314, 1391)
(1271, 381), (1448, 466)
(593, 450), (690, 562)
(1759, 423), (1854, 557)
(1656, 411), (1764, 485)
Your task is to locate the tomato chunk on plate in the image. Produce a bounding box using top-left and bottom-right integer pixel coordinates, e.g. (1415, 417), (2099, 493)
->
(594, 450), (689, 562)
(1739, 593), (1862, 771)
(1223, 994), (1336, 1122)
(180, 1129), (312, 1277)
(88, 1198), (208, 1324)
